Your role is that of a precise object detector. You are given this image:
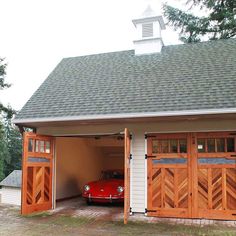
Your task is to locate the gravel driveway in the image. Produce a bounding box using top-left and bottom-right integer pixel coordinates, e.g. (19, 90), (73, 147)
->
(0, 203), (236, 236)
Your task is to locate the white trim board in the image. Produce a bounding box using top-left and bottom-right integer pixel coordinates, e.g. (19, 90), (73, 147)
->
(144, 134), (147, 216)
(14, 108), (236, 124)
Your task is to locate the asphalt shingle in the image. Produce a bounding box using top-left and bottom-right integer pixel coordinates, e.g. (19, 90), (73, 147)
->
(0, 170), (22, 188)
(15, 38), (236, 120)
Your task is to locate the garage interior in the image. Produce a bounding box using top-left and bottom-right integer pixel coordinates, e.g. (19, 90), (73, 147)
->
(54, 134), (125, 203)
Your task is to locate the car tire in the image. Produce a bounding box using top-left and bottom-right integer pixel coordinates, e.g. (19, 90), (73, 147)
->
(86, 199), (92, 205)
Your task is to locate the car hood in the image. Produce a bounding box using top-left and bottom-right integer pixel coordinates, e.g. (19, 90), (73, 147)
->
(85, 179), (124, 195)
(87, 179), (123, 188)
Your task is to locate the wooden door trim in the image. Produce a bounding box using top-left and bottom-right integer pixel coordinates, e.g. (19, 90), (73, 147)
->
(124, 128), (131, 224)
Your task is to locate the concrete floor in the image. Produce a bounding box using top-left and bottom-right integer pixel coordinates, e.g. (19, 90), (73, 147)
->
(54, 197), (124, 221)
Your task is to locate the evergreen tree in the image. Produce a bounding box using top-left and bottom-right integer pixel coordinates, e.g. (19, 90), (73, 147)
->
(0, 58), (10, 180)
(0, 58), (22, 181)
(0, 125), (9, 181)
(0, 58), (10, 90)
(1, 109), (22, 177)
(163, 0), (236, 43)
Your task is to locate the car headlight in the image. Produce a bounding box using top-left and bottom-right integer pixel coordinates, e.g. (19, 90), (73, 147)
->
(84, 185), (90, 191)
(117, 186), (124, 193)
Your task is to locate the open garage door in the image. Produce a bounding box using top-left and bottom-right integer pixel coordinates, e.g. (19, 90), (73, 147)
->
(22, 133), (54, 215)
(147, 132), (236, 220)
(124, 128), (131, 224)
(54, 132), (128, 222)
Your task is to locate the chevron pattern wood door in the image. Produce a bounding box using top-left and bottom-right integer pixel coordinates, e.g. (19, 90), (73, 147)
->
(22, 133), (54, 215)
(195, 132), (236, 220)
(147, 132), (236, 220)
(147, 133), (191, 218)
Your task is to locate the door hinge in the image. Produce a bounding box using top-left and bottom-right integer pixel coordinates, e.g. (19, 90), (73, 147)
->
(130, 207), (132, 213)
(130, 154), (133, 160)
(130, 134), (132, 140)
(145, 208), (157, 213)
(145, 154), (156, 159)
(145, 134), (156, 139)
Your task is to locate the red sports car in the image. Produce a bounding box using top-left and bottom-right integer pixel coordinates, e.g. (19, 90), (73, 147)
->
(82, 170), (124, 204)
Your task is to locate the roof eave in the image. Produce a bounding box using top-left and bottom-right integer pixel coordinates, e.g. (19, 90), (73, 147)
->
(13, 108), (236, 125)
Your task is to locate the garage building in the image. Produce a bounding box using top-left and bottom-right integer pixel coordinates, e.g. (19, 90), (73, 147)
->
(14, 6), (236, 223)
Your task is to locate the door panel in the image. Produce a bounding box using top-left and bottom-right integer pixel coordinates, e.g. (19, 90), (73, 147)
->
(147, 133), (191, 218)
(124, 128), (131, 224)
(147, 132), (236, 220)
(22, 132), (54, 215)
(196, 132), (236, 220)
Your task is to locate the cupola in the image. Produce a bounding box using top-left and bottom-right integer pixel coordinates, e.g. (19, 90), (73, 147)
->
(132, 5), (166, 55)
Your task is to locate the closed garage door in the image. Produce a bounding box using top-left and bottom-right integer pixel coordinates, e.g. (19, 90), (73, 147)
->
(147, 132), (236, 220)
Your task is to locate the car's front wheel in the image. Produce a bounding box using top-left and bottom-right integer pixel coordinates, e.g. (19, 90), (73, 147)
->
(86, 199), (92, 205)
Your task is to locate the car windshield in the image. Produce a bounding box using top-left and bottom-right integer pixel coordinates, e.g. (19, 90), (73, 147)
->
(101, 171), (124, 180)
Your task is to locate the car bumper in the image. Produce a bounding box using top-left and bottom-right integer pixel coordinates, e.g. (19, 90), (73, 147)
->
(82, 194), (124, 203)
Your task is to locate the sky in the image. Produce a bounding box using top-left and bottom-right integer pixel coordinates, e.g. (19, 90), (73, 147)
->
(0, 0), (184, 111)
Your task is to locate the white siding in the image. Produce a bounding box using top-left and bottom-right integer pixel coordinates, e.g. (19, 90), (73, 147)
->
(0, 187), (21, 206)
(131, 132), (146, 212)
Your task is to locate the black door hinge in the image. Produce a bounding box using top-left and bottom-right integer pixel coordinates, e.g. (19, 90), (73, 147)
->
(145, 154), (156, 159)
(130, 207), (132, 213)
(130, 154), (133, 160)
(145, 208), (157, 213)
(130, 134), (132, 140)
(145, 134), (156, 139)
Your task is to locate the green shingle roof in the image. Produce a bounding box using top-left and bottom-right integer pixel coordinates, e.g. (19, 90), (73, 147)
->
(15, 39), (236, 122)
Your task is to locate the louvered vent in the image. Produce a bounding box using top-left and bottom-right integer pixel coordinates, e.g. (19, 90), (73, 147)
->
(142, 23), (153, 38)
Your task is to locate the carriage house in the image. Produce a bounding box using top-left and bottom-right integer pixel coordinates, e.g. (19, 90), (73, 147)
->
(14, 6), (236, 223)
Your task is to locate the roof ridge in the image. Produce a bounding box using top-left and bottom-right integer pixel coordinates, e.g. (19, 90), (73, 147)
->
(62, 38), (236, 60)
(63, 49), (135, 60)
(163, 38), (236, 49)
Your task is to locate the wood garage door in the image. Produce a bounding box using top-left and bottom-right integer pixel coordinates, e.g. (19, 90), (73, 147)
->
(22, 133), (54, 215)
(147, 132), (236, 220)
(124, 128), (131, 224)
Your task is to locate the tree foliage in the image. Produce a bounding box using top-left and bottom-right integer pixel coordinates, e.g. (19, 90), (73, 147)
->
(0, 57), (22, 181)
(0, 58), (11, 114)
(0, 58), (10, 90)
(163, 0), (236, 43)
(1, 111), (22, 179)
(0, 125), (9, 181)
